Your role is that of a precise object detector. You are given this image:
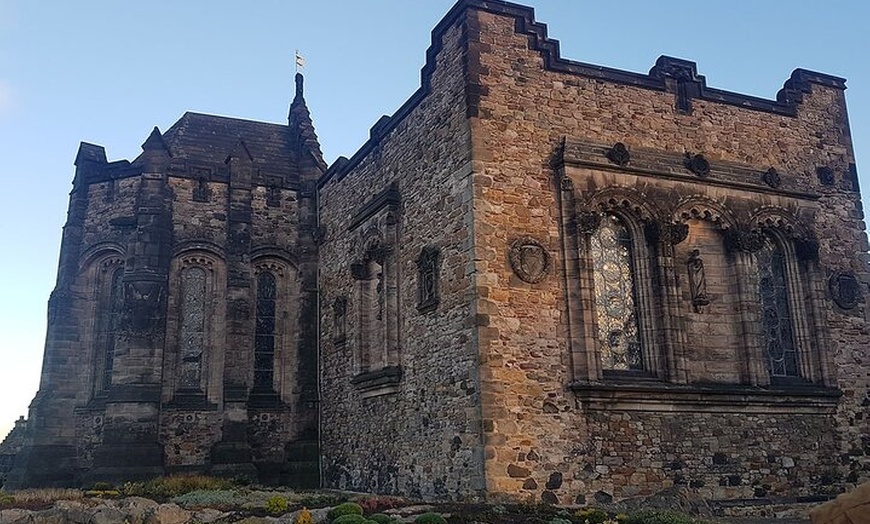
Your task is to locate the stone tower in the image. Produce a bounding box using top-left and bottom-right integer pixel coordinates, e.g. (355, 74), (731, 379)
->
(9, 74), (324, 487)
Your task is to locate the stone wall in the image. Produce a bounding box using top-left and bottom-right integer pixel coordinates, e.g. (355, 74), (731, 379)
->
(465, 3), (868, 506)
(318, 10), (485, 500)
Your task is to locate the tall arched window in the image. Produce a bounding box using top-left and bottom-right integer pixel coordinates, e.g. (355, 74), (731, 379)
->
(590, 214), (643, 371)
(178, 267), (207, 390)
(757, 236), (799, 377)
(255, 272), (277, 389)
(97, 267), (124, 393)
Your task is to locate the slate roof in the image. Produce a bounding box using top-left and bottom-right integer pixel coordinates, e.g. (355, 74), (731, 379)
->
(160, 112), (299, 175)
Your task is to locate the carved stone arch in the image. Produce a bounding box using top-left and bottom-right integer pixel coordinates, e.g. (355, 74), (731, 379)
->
(78, 242), (126, 272)
(173, 240), (225, 259)
(584, 187), (664, 225)
(585, 190), (661, 248)
(250, 246), (299, 270)
(748, 206), (811, 240)
(672, 196), (737, 230)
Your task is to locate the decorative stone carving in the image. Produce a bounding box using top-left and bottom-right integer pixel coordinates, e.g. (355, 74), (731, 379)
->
(684, 153), (711, 178)
(724, 228), (764, 253)
(118, 280), (166, 341)
(560, 176), (574, 192)
(417, 246), (440, 312)
(606, 142), (630, 167)
(575, 212), (601, 234)
(829, 271), (862, 310)
(644, 221), (688, 246)
(762, 168), (782, 189)
(509, 237), (550, 284)
(817, 166), (835, 186)
(687, 249), (710, 312)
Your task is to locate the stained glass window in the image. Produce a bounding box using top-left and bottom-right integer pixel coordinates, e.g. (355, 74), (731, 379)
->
(179, 267), (206, 389)
(757, 237), (799, 377)
(255, 272), (277, 388)
(590, 214), (643, 371)
(101, 269), (124, 391)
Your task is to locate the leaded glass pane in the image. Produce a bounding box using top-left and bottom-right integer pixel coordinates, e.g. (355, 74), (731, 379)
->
(179, 267), (206, 389)
(757, 237), (799, 377)
(590, 214), (643, 370)
(255, 273), (277, 388)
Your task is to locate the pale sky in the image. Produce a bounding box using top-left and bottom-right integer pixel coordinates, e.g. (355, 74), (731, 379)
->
(1, 0), (868, 441)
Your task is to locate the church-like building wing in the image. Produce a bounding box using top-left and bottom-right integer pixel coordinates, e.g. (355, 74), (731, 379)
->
(7, 0), (870, 512)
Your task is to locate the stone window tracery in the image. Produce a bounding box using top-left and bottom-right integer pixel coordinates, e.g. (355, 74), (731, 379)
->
(590, 214), (644, 371)
(756, 236), (799, 378)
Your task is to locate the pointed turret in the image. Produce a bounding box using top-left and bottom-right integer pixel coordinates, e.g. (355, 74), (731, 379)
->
(139, 126), (171, 172)
(288, 73), (326, 170)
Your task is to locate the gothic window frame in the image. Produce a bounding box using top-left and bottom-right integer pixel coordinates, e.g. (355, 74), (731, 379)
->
(756, 233), (801, 380)
(588, 213), (646, 373)
(164, 251), (225, 407)
(251, 258), (296, 398)
(564, 189), (667, 384)
(92, 255), (125, 397)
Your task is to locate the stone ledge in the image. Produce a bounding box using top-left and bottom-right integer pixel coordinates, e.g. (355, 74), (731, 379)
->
(352, 366), (403, 398)
(569, 380), (841, 414)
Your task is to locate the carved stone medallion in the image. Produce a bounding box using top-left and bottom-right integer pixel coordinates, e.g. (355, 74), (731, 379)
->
(829, 271), (862, 310)
(606, 142), (631, 167)
(724, 228), (764, 253)
(509, 237), (551, 284)
(762, 167), (782, 189)
(685, 153), (711, 178)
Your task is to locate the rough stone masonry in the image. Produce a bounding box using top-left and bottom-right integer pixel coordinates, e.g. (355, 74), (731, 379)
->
(6, 0), (869, 514)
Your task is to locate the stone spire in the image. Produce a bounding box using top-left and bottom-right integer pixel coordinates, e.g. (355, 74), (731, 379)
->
(288, 73), (326, 170)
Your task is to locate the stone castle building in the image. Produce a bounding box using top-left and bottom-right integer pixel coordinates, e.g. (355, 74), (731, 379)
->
(8, 0), (870, 509)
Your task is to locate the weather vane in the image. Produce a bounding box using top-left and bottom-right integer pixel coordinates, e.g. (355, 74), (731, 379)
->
(295, 50), (305, 73)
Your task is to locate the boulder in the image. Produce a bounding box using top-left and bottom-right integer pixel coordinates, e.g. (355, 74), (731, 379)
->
(811, 481), (870, 524)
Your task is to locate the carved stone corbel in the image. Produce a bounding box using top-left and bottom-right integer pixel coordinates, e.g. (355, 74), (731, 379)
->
(724, 228), (764, 253)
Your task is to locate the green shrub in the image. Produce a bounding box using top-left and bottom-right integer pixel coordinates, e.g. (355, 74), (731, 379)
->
(414, 513), (447, 524)
(333, 514), (368, 524)
(622, 510), (695, 524)
(0, 493), (15, 507)
(548, 518), (573, 524)
(575, 508), (611, 524)
(328, 502), (364, 520)
(368, 514), (393, 524)
(90, 481), (113, 491)
(122, 475), (235, 500)
(266, 495), (290, 515)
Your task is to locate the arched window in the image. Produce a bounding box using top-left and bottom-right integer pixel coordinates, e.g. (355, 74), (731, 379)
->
(254, 272), (277, 389)
(756, 236), (799, 377)
(590, 214), (644, 371)
(178, 267), (207, 390)
(97, 267), (124, 393)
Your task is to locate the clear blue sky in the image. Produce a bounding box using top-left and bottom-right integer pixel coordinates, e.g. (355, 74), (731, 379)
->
(1, 0), (868, 440)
